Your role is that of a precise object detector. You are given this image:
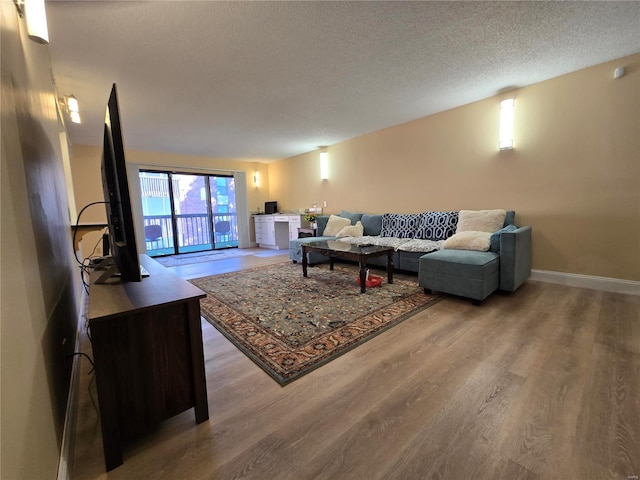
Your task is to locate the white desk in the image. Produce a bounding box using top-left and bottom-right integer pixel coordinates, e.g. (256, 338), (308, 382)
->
(253, 214), (302, 249)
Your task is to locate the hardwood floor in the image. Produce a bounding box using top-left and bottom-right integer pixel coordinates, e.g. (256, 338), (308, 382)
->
(70, 249), (640, 479)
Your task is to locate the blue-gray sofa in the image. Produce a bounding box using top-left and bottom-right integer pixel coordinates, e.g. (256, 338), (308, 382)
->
(289, 209), (531, 303)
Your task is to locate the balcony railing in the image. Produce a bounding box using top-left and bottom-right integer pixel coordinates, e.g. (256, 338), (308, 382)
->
(143, 213), (238, 256)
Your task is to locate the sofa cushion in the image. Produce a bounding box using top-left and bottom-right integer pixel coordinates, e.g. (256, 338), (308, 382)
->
(419, 250), (500, 301)
(489, 224), (518, 253)
(368, 237), (412, 250)
(323, 215), (352, 236)
(289, 236), (336, 264)
(337, 236), (411, 251)
(339, 210), (363, 225)
(397, 238), (444, 253)
(504, 210), (515, 227)
(420, 249), (499, 277)
(443, 231), (492, 251)
(315, 215), (330, 236)
(336, 221), (364, 238)
(456, 209), (506, 233)
(415, 211), (458, 240)
(380, 213), (421, 238)
(334, 235), (376, 245)
(361, 214), (382, 236)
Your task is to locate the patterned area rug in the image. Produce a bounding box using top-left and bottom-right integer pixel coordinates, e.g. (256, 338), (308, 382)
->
(190, 262), (442, 385)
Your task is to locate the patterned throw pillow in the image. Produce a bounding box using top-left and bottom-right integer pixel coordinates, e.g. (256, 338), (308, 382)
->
(415, 211), (459, 240)
(380, 213), (421, 238)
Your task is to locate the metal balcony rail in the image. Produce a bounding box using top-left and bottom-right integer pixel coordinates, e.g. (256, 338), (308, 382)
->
(143, 213), (238, 254)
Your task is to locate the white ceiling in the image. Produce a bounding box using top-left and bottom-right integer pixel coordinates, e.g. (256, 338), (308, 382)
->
(47, 1), (640, 162)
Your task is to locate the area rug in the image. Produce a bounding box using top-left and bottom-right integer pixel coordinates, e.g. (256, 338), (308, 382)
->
(155, 248), (256, 267)
(189, 262), (442, 385)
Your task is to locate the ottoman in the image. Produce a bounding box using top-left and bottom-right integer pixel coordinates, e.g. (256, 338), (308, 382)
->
(418, 250), (500, 304)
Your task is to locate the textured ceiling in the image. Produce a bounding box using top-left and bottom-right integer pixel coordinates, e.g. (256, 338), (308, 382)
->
(46, 1), (640, 162)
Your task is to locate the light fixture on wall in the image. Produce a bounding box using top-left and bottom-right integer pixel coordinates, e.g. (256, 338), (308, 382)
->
(62, 95), (81, 124)
(499, 98), (515, 150)
(319, 147), (329, 181)
(253, 171), (259, 187)
(14, 0), (50, 44)
(614, 67), (625, 79)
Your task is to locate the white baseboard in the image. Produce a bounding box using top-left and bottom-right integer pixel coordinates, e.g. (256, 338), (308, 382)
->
(530, 269), (640, 295)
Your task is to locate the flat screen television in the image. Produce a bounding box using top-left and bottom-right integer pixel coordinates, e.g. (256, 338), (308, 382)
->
(95, 83), (142, 283)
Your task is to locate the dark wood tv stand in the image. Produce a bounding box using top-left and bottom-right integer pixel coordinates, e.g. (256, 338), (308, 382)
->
(88, 255), (208, 471)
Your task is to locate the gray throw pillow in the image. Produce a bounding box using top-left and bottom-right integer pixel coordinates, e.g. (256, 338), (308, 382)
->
(339, 210), (363, 225)
(315, 215), (330, 236)
(360, 214), (382, 236)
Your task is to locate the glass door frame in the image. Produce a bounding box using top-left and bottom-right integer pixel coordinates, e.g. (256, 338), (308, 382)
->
(139, 169), (238, 256)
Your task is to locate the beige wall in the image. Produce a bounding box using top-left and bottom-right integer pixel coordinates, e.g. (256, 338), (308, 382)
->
(71, 145), (271, 222)
(1, 3), (82, 479)
(70, 145), (273, 250)
(268, 54), (640, 282)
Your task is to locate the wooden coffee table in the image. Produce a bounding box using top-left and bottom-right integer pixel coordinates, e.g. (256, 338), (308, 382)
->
(301, 240), (394, 293)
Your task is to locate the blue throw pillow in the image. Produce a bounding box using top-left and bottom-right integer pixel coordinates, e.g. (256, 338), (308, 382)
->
(490, 224), (518, 252)
(315, 215), (330, 236)
(504, 210), (515, 227)
(360, 214), (382, 236)
(340, 210), (363, 225)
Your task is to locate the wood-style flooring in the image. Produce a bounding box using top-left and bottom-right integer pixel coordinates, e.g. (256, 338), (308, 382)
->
(69, 248), (640, 479)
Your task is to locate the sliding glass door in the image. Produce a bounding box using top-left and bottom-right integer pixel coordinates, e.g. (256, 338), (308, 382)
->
(209, 176), (238, 249)
(172, 173), (211, 254)
(139, 170), (238, 256)
(139, 172), (174, 256)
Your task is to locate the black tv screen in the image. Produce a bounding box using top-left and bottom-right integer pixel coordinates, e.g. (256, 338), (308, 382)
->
(99, 84), (142, 283)
(265, 201), (278, 214)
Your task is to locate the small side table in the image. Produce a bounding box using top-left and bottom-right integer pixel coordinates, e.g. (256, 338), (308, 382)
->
(297, 227), (317, 238)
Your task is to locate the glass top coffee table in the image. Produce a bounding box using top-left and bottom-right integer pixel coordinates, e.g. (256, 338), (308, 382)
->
(301, 240), (394, 293)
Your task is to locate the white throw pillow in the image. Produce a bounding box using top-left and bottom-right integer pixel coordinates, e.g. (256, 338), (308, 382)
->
(336, 221), (364, 238)
(443, 231), (492, 251)
(323, 215), (352, 236)
(456, 209), (506, 233)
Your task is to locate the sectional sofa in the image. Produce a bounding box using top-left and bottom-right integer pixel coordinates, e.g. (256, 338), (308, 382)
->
(289, 209), (532, 303)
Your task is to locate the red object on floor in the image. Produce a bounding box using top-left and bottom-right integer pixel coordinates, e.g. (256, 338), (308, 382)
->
(356, 275), (383, 288)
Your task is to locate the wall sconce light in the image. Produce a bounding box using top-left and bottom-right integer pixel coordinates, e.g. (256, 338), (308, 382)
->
(319, 148), (329, 181)
(499, 98), (514, 150)
(14, 0), (50, 44)
(614, 67), (625, 79)
(62, 95), (81, 124)
(253, 171), (259, 187)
